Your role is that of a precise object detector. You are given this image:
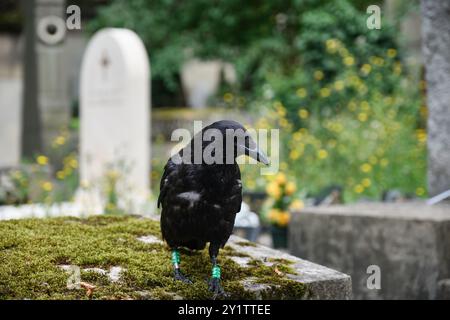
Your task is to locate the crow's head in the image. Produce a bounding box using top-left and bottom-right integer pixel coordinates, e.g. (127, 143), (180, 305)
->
(200, 120), (269, 165)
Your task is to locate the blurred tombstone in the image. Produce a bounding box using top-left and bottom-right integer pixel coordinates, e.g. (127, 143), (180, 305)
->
(421, 0), (450, 197)
(181, 59), (236, 108)
(78, 28), (150, 213)
(0, 34), (22, 168)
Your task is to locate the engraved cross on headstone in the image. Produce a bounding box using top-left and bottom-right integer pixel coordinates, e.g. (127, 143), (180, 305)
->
(100, 51), (110, 81)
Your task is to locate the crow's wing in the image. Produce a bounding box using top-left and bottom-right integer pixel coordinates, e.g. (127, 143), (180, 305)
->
(157, 158), (177, 209)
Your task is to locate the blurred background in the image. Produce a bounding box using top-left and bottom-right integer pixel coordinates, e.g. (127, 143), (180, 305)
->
(0, 0), (428, 240)
(1, 0), (450, 300)
(0, 0), (426, 205)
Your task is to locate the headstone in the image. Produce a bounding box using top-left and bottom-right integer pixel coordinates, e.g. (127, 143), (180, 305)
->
(0, 34), (22, 168)
(181, 59), (236, 108)
(79, 28), (150, 212)
(289, 202), (450, 299)
(421, 0), (450, 196)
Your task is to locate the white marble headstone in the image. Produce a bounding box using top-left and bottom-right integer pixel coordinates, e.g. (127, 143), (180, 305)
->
(79, 28), (150, 212)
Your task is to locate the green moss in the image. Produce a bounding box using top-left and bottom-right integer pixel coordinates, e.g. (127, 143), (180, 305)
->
(266, 258), (295, 265)
(0, 215), (307, 300)
(235, 240), (257, 247)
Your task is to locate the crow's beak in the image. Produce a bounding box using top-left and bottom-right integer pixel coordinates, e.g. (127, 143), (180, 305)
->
(255, 148), (269, 165)
(243, 145), (270, 166)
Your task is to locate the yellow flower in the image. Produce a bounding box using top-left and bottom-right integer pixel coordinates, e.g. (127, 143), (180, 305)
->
(285, 182), (296, 195)
(296, 88), (307, 98)
(360, 163), (372, 173)
(223, 93), (234, 103)
(293, 132), (302, 141)
(63, 167), (73, 176)
(36, 155), (49, 166)
(387, 48), (397, 58)
(268, 208), (280, 221)
(416, 187), (425, 196)
(257, 117), (269, 128)
(370, 56), (384, 66)
(317, 149), (328, 160)
(416, 129), (427, 143)
(279, 118), (289, 128)
(290, 199), (304, 211)
(55, 135), (66, 146)
(278, 211), (290, 227)
(275, 173), (287, 185)
(266, 182), (281, 199)
(334, 80), (344, 91)
(273, 101), (284, 109)
(41, 181), (53, 192)
(69, 158), (78, 169)
(326, 39), (339, 53)
(361, 64), (372, 75)
(56, 171), (65, 180)
(354, 184), (364, 194)
(320, 87), (331, 98)
(380, 158), (389, 167)
(343, 56), (355, 66)
(358, 112), (368, 122)
(362, 178), (371, 187)
(289, 149), (300, 160)
(314, 70), (324, 81)
(298, 108), (309, 119)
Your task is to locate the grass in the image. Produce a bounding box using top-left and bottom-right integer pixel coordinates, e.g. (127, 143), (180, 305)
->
(0, 215), (309, 300)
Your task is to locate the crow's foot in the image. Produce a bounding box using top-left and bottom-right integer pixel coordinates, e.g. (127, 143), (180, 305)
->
(208, 277), (228, 299)
(174, 269), (192, 284)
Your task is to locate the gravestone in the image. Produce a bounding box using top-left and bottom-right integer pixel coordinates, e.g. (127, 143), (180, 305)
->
(181, 59), (236, 108)
(78, 28), (150, 212)
(289, 202), (450, 299)
(0, 34), (22, 168)
(421, 0), (450, 196)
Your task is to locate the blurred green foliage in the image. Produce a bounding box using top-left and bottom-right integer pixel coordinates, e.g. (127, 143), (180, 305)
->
(88, 0), (397, 107)
(90, 0), (426, 202)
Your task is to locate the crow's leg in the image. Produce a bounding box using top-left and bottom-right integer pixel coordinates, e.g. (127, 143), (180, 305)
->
(171, 249), (192, 284)
(208, 243), (228, 298)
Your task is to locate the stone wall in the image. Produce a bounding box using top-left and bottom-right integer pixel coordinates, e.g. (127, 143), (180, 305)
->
(289, 202), (450, 299)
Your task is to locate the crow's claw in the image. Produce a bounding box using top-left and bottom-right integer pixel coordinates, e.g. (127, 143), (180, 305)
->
(208, 277), (228, 299)
(174, 269), (192, 284)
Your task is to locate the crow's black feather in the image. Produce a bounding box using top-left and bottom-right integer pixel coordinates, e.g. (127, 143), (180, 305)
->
(159, 120), (245, 251)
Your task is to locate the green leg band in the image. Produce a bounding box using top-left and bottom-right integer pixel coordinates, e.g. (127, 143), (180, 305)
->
(172, 250), (180, 268)
(212, 265), (221, 279)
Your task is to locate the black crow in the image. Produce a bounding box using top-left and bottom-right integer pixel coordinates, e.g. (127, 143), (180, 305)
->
(158, 120), (269, 297)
